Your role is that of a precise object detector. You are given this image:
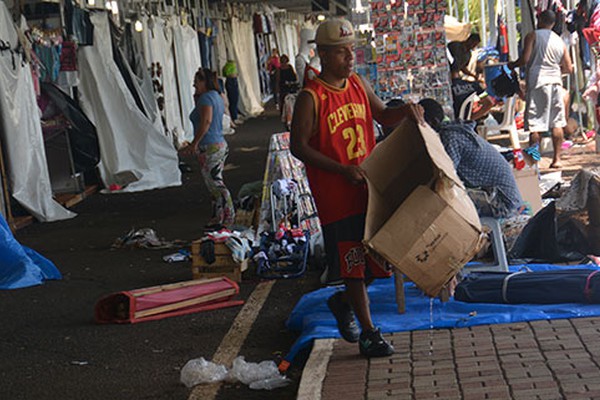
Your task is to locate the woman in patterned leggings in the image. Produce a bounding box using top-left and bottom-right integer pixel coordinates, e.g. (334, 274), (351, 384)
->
(180, 68), (235, 228)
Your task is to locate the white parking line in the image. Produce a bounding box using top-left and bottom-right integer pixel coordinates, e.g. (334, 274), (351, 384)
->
(296, 338), (335, 400)
(188, 280), (275, 400)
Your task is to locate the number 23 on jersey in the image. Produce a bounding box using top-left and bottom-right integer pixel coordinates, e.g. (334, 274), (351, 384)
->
(342, 125), (367, 161)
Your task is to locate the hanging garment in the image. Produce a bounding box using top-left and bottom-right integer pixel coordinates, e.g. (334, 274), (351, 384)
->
(64, 0), (94, 45)
(59, 40), (77, 71)
(139, 16), (185, 145)
(222, 17), (264, 117)
(0, 2), (74, 221)
(77, 12), (180, 192)
(35, 44), (61, 82)
(173, 23), (202, 143)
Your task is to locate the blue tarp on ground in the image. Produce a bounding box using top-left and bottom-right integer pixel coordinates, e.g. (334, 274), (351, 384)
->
(284, 264), (600, 364)
(0, 214), (61, 289)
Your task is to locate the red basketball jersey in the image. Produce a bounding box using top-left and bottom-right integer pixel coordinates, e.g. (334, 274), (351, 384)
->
(302, 73), (375, 225)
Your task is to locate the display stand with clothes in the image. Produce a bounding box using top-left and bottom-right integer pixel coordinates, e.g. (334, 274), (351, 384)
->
(257, 133), (323, 257)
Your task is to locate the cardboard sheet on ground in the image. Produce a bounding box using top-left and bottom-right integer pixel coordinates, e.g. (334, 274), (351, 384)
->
(284, 264), (600, 364)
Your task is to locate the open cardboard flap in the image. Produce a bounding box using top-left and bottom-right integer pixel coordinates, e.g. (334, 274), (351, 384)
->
(362, 119), (482, 297)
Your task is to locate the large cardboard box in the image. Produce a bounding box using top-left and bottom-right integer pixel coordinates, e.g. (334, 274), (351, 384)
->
(362, 119), (483, 297)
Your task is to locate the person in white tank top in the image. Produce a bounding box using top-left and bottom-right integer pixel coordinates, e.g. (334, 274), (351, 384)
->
(508, 10), (573, 168)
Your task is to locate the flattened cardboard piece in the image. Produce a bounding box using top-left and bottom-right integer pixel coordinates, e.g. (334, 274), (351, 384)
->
(366, 186), (481, 297)
(513, 167), (543, 214)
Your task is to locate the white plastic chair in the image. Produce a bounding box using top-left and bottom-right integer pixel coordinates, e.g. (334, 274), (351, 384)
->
(477, 95), (518, 145)
(458, 92), (477, 121)
(464, 217), (509, 273)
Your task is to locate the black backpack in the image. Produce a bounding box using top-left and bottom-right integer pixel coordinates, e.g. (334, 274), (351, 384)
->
(491, 67), (520, 98)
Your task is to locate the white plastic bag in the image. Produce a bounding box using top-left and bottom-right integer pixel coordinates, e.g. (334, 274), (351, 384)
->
(180, 357), (229, 388)
(228, 356), (290, 389)
(180, 356), (290, 390)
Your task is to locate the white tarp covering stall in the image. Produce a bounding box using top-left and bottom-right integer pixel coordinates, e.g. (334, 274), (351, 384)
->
(0, 3), (74, 222)
(222, 17), (264, 117)
(173, 23), (202, 143)
(78, 12), (181, 192)
(138, 16), (185, 145)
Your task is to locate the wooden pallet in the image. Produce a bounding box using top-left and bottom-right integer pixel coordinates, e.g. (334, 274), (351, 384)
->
(54, 184), (99, 208)
(191, 241), (248, 283)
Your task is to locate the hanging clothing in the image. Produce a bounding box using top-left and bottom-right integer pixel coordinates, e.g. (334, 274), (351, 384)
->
(0, 2), (74, 221)
(35, 44), (61, 82)
(59, 40), (77, 71)
(64, 0), (94, 46)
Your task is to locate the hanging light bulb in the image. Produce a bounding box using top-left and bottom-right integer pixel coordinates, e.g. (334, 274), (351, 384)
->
(317, 14), (325, 21)
(87, 0), (95, 6)
(134, 20), (143, 32)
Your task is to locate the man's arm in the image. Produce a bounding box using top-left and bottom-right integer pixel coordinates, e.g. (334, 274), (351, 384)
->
(358, 75), (424, 127)
(471, 96), (495, 121)
(561, 43), (574, 74)
(290, 91), (365, 184)
(461, 65), (478, 79)
(508, 31), (535, 70)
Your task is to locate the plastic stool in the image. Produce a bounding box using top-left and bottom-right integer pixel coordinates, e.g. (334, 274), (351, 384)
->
(465, 217), (509, 272)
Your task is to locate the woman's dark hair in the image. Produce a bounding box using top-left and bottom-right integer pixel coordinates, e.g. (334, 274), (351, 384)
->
(195, 68), (219, 92)
(418, 98), (445, 130)
(280, 54), (289, 64)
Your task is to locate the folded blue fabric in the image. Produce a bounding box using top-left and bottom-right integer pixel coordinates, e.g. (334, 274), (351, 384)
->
(523, 144), (541, 161)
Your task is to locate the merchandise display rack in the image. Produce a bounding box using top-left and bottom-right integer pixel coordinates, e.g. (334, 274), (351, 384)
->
(366, 0), (454, 114)
(258, 132), (322, 238)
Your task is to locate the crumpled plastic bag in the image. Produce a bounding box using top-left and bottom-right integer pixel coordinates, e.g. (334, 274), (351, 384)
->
(180, 357), (228, 388)
(227, 356), (287, 386)
(179, 356), (289, 390)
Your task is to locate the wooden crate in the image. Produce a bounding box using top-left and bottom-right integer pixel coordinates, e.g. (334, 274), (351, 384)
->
(234, 198), (260, 229)
(191, 241), (248, 283)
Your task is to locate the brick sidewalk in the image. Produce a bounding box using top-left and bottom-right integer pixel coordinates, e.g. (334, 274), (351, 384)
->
(316, 317), (600, 400)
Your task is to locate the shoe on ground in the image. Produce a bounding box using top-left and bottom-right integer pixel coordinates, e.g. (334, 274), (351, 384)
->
(327, 291), (360, 343)
(359, 327), (394, 358)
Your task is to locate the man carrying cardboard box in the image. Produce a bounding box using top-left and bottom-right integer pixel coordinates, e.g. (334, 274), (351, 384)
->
(290, 18), (423, 358)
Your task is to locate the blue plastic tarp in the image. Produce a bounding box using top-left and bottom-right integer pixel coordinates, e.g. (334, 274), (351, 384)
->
(284, 264), (600, 364)
(0, 214), (61, 289)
